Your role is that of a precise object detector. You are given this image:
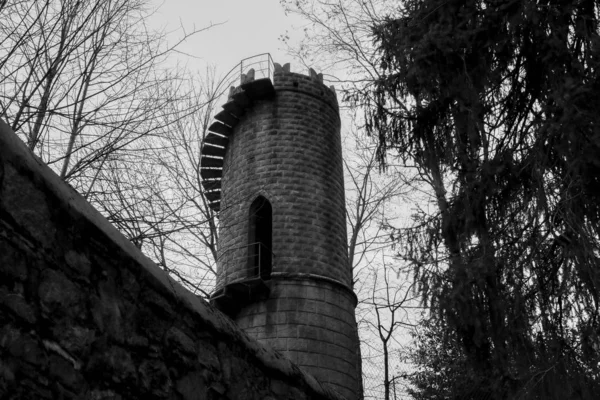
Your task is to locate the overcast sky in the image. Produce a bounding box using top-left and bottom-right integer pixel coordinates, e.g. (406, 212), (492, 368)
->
(149, 0), (306, 77)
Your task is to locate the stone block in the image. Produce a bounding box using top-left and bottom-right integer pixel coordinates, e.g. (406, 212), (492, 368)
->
(287, 338), (310, 352)
(1, 163), (56, 249)
(136, 307), (170, 341)
(0, 377), (13, 399)
(275, 298), (297, 312)
(266, 312), (286, 326)
(49, 353), (82, 390)
(87, 346), (136, 386)
(0, 238), (28, 281)
(139, 288), (173, 318)
(50, 324), (96, 358)
(0, 359), (15, 389)
(126, 334), (149, 349)
(297, 325), (320, 341)
(318, 329), (339, 346)
(51, 382), (79, 400)
(270, 379), (290, 396)
(64, 250), (92, 278)
(176, 370), (207, 400)
(38, 269), (82, 318)
(87, 389), (123, 400)
(0, 288), (36, 324)
(138, 359), (171, 396)
(0, 326), (47, 367)
(270, 337), (289, 352)
(165, 326), (196, 364)
(197, 341), (221, 371)
(290, 351), (320, 367)
(91, 286), (124, 342)
(14, 376), (54, 398)
(275, 324), (296, 339)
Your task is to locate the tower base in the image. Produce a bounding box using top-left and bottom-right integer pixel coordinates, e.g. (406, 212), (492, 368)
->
(234, 274), (361, 400)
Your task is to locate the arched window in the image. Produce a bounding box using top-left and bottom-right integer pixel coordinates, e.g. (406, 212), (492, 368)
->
(248, 196), (272, 279)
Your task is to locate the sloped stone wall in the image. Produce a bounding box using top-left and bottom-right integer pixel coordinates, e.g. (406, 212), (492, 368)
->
(0, 119), (346, 400)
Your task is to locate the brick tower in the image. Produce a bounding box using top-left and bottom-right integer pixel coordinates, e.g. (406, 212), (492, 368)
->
(202, 55), (362, 400)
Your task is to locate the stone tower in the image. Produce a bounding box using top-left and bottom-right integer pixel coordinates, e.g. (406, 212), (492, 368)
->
(202, 56), (362, 400)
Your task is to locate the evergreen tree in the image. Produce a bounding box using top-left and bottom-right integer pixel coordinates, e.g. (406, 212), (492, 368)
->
(367, 1), (600, 398)
(408, 318), (490, 400)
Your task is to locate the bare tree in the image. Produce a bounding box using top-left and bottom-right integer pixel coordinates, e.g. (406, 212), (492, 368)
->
(281, 2), (428, 397)
(339, 118), (423, 399)
(345, 125), (410, 276)
(0, 0), (224, 295)
(0, 0), (217, 184)
(90, 69), (235, 296)
(280, 0), (392, 99)
(368, 259), (418, 400)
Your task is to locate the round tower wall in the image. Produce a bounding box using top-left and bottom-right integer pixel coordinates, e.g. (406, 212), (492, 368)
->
(215, 69), (361, 400)
(235, 279), (361, 400)
(217, 71), (349, 288)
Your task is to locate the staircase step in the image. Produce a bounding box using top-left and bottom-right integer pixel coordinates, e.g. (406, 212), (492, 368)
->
(200, 156), (223, 169)
(204, 190), (221, 203)
(200, 168), (222, 180)
(208, 121), (232, 136)
(222, 100), (246, 118)
(209, 201), (220, 212)
(201, 144), (225, 158)
(241, 78), (275, 100)
(214, 110), (238, 127)
(203, 132), (228, 148)
(231, 90), (252, 109)
(202, 180), (222, 191)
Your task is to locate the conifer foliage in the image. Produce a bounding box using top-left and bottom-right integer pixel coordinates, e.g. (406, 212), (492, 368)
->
(367, 1), (600, 398)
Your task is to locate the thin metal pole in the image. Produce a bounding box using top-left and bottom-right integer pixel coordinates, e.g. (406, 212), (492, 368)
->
(258, 243), (261, 277)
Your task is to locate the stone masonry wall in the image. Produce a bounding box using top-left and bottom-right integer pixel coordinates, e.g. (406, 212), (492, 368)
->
(218, 71), (349, 287)
(0, 119), (345, 400)
(235, 279), (361, 399)
(214, 69), (362, 400)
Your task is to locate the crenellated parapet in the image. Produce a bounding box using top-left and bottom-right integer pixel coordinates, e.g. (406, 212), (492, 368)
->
(272, 63), (339, 113)
(199, 62), (338, 213)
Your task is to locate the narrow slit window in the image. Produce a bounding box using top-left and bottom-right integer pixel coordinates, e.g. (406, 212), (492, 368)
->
(248, 196), (272, 279)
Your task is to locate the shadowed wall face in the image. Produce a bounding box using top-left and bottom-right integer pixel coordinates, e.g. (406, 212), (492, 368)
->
(248, 196), (273, 279)
(0, 120), (346, 400)
(216, 69), (362, 400)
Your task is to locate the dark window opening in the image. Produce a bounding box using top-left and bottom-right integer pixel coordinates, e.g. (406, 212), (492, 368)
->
(248, 196), (272, 279)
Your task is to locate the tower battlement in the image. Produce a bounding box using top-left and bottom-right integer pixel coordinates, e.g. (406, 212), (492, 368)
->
(233, 62), (339, 114)
(272, 63), (338, 112)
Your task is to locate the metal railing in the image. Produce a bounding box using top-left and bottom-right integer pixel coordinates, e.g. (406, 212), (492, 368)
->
(216, 241), (274, 289)
(206, 53), (274, 128)
(239, 53), (274, 82)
